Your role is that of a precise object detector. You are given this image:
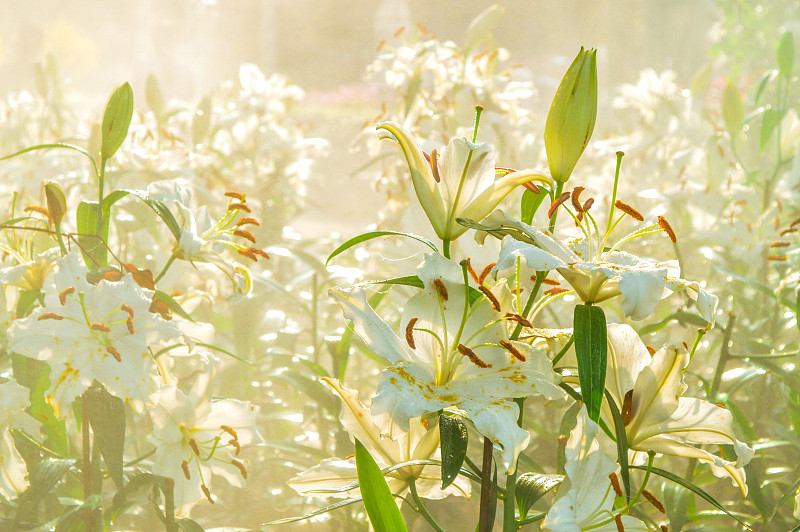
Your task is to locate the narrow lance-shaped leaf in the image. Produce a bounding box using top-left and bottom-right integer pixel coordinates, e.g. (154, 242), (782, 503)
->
(83, 384), (126, 491)
(439, 414), (468, 489)
(326, 230), (439, 266)
(573, 303), (607, 421)
(354, 438), (408, 532)
(778, 30), (795, 80)
(101, 82), (134, 159)
(604, 389), (631, 501)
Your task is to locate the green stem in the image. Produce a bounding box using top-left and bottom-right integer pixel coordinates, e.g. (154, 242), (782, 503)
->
(409, 479), (445, 532)
(548, 181), (564, 234)
(154, 253), (177, 284)
(510, 271), (545, 341)
(603, 151), (625, 239)
(710, 311), (736, 401)
(164, 477), (178, 532)
(98, 157), (107, 202)
(502, 398), (525, 531)
(442, 239), (451, 259)
(478, 436), (495, 532)
(54, 222), (68, 255)
(82, 395), (93, 532)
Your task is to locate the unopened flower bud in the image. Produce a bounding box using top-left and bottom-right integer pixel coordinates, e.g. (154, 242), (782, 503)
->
(44, 182), (67, 224)
(544, 47), (598, 183)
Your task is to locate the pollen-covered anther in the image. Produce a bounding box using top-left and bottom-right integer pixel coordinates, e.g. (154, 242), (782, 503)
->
(181, 460), (191, 480)
(119, 303), (133, 316)
(642, 489), (666, 513)
(681, 341), (689, 350)
(201, 483), (214, 504)
(233, 229), (257, 243)
(231, 458), (248, 479)
(189, 438), (201, 456)
(479, 285), (501, 311)
(614, 513), (625, 532)
(24, 205), (52, 222)
(237, 248), (258, 261)
(615, 200), (645, 221)
(221, 425), (238, 440)
(657, 216), (677, 243)
(106, 346), (122, 362)
(660, 525), (669, 532)
(458, 344), (491, 368)
(768, 255), (787, 261)
(59, 287), (75, 305)
(465, 258), (480, 284)
(531, 275), (560, 286)
(478, 263), (496, 284)
(571, 186), (585, 212)
(229, 438), (241, 455)
(504, 312), (533, 329)
(771, 241), (790, 247)
(581, 197), (595, 212)
(228, 202), (251, 213)
(499, 339), (526, 362)
(544, 287), (569, 296)
(432, 279), (449, 301)
(405, 318), (418, 349)
(608, 472), (623, 497)
(511, 287), (524, 295)
(645, 345), (656, 356)
(126, 315), (134, 335)
(548, 191), (571, 218)
(622, 389), (634, 426)
(225, 191), (246, 201)
(236, 217), (260, 227)
(90, 322), (111, 332)
(38, 312), (64, 321)
(429, 148), (441, 183)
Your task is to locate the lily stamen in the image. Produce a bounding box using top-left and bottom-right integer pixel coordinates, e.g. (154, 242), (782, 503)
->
(126, 316), (135, 335)
(571, 186), (585, 212)
(90, 322), (111, 332)
(405, 318), (418, 349)
(465, 258), (480, 284)
(657, 216), (677, 243)
(457, 344), (491, 368)
(504, 312), (533, 329)
(59, 287), (75, 305)
(614, 200), (644, 221)
(621, 390), (634, 426)
(478, 263), (496, 284)
(236, 217), (260, 227)
(478, 285), (501, 311)
(221, 425), (238, 440)
(231, 458), (248, 479)
(228, 203), (251, 213)
(430, 148), (441, 183)
(614, 513), (625, 532)
(201, 483), (214, 504)
(642, 490), (665, 513)
(609, 472), (623, 497)
(499, 339), (526, 361)
(432, 279), (449, 301)
(189, 438), (201, 456)
(224, 191), (245, 201)
(548, 191), (571, 218)
(582, 197), (595, 212)
(181, 460), (191, 480)
(233, 229), (257, 243)
(645, 345), (656, 355)
(544, 287), (569, 296)
(531, 275), (560, 286)
(106, 346), (122, 362)
(120, 304), (133, 316)
(38, 312), (64, 321)
(229, 438), (241, 455)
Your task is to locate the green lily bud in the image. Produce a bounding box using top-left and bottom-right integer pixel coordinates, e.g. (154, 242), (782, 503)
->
(101, 82), (134, 160)
(44, 181), (67, 224)
(544, 47), (597, 183)
(722, 80), (744, 134)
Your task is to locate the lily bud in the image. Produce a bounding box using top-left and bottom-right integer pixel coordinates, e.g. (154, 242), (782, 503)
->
(544, 47), (597, 183)
(44, 182), (67, 224)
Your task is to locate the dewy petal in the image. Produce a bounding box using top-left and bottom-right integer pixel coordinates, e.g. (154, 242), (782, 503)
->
(371, 362), (444, 437)
(329, 286), (424, 367)
(377, 121), (447, 238)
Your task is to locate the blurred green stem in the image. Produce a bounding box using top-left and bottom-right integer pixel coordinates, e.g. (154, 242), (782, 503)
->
(409, 479), (444, 532)
(710, 311), (736, 401)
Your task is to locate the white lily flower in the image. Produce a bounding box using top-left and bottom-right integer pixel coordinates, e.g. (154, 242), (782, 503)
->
(288, 377), (470, 500)
(149, 375), (262, 510)
(602, 324), (754, 495)
(544, 405), (648, 532)
(330, 253), (563, 472)
(0, 380), (40, 499)
(7, 252), (180, 413)
(468, 210), (718, 323)
(377, 121), (553, 241)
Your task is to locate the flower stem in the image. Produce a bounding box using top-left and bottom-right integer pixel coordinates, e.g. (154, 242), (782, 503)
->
(548, 182), (564, 234)
(710, 311), (736, 401)
(510, 272), (544, 341)
(479, 436), (495, 532)
(502, 398), (525, 531)
(154, 253), (177, 283)
(603, 151), (625, 239)
(409, 479), (445, 532)
(82, 394), (93, 532)
(442, 239), (451, 259)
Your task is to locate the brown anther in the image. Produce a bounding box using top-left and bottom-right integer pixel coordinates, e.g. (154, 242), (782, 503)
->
(237, 248), (258, 261)
(478, 263), (496, 284)
(458, 344), (491, 368)
(221, 425), (238, 440)
(609, 472), (623, 497)
(681, 341), (689, 351)
(149, 298), (172, 320)
(581, 197), (595, 212)
(201, 483), (214, 504)
(505, 312), (533, 329)
(405, 318), (418, 349)
(90, 322), (111, 332)
(102, 271), (124, 282)
(120, 304), (134, 316)
(642, 489), (665, 513)
(614, 513), (625, 532)
(38, 312), (64, 321)
(225, 191), (245, 201)
(251, 248), (270, 260)
(430, 148), (441, 183)
(231, 458), (248, 479)
(189, 438), (201, 456)
(790, 217), (800, 229)
(124, 265), (156, 290)
(393, 25), (405, 38)
(59, 287), (75, 305)
(126, 315), (135, 335)
(236, 217), (260, 227)
(575, 211), (584, 224)
(511, 287), (524, 295)
(771, 241), (791, 247)
(465, 258), (480, 284)
(645, 345), (657, 355)
(544, 287), (569, 296)
(571, 186), (585, 212)
(614, 200), (645, 221)
(657, 216), (677, 243)
(780, 228), (797, 236)
(228, 203), (251, 213)
(547, 191), (571, 218)
(622, 390), (634, 426)
(229, 438), (241, 455)
(531, 275), (560, 286)
(233, 229), (257, 243)
(416, 22), (429, 34)
(181, 460), (191, 480)
(432, 279), (449, 301)
(376, 39), (385, 52)
(522, 181), (540, 193)
(106, 346), (122, 362)
(479, 285), (501, 311)
(660, 526), (669, 532)
(24, 205), (52, 222)
(499, 339), (526, 362)
(768, 255), (788, 261)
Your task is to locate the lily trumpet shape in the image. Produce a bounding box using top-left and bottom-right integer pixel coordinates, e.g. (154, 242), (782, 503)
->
(601, 324), (754, 495)
(288, 378), (470, 501)
(377, 121), (553, 241)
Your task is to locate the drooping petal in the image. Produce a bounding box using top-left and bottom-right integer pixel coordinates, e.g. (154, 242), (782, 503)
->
(494, 237), (569, 275)
(603, 324), (651, 409)
(467, 399), (529, 473)
(288, 456), (361, 498)
(627, 345), (687, 436)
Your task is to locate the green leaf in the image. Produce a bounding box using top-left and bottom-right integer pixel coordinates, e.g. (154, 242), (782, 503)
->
(153, 290), (194, 322)
(778, 31), (795, 79)
(76, 200), (108, 267)
(265, 497), (363, 524)
(326, 231), (438, 266)
(637, 310), (716, 335)
(464, 4), (504, 52)
(439, 414), (468, 489)
(515, 473), (563, 519)
(355, 438), (408, 532)
(722, 81), (744, 134)
(521, 186), (549, 225)
(629, 465), (753, 530)
(760, 108), (780, 152)
(604, 390), (631, 501)
(176, 518), (205, 532)
(101, 82), (134, 159)
(12, 354), (68, 456)
(754, 70), (778, 104)
(15, 458), (76, 525)
(83, 384), (126, 491)
(573, 304), (607, 421)
(102, 189), (182, 241)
